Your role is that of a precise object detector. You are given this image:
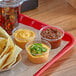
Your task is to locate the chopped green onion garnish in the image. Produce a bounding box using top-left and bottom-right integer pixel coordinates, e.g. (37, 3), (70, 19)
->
(29, 43), (47, 56)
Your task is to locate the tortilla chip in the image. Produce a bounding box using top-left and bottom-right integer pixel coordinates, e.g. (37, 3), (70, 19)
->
(0, 37), (7, 55)
(0, 37), (14, 57)
(0, 53), (9, 69)
(0, 27), (9, 38)
(6, 54), (21, 69)
(1, 45), (22, 69)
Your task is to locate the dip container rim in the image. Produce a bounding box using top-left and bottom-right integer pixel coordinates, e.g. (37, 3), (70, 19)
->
(39, 26), (64, 41)
(25, 39), (51, 56)
(12, 27), (35, 42)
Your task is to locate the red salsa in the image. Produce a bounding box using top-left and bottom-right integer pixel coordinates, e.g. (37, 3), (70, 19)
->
(0, 6), (20, 35)
(40, 27), (64, 49)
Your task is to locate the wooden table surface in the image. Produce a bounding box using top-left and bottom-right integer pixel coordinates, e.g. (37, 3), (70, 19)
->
(23, 0), (76, 76)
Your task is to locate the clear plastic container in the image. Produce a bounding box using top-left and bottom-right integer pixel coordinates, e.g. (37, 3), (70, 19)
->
(39, 26), (64, 49)
(0, 0), (24, 35)
(25, 40), (51, 64)
(12, 26), (36, 49)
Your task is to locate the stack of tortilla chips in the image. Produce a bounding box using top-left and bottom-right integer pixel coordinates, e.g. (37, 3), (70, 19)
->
(0, 27), (22, 70)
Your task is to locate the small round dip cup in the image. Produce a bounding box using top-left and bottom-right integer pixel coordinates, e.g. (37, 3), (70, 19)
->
(12, 27), (36, 49)
(25, 40), (51, 64)
(39, 26), (64, 49)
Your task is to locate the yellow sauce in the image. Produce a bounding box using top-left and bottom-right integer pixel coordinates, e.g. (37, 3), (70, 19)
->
(13, 29), (35, 49)
(27, 43), (50, 64)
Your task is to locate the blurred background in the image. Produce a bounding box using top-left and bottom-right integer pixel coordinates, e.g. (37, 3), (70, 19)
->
(23, 0), (76, 38)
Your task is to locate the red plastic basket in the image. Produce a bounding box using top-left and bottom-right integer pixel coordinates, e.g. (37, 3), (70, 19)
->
(19, 14), (75, 76)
